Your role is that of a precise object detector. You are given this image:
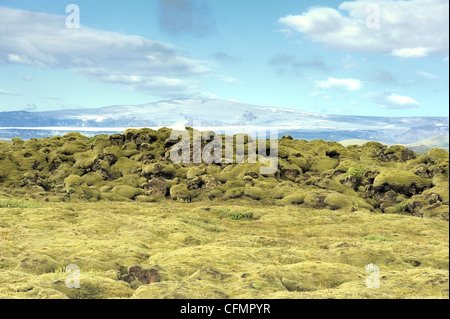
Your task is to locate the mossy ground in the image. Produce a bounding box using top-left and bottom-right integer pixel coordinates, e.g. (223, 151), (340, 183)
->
(0, 200), (447, 299)
(0, 129), (448, 220)
(0, 130), (448, 299)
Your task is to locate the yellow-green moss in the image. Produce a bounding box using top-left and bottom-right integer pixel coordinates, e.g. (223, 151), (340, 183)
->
(373, 171), (432, 193)
(281, 192), (306, 205)
(111, 185), (144, 200)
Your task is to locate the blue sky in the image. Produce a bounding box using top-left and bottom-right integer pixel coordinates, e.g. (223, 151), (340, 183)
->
(0, 0), (448, 117)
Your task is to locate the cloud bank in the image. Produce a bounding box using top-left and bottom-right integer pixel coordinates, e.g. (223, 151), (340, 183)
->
(0, 5), (213, 98)
(279, 0), (449, 57)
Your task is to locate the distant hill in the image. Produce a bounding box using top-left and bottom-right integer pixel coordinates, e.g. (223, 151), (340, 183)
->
(339, 135), (449, 153)
(405, 135), (449, 152)
(0, 99), (448, 144)
(338, 139), (372, 147)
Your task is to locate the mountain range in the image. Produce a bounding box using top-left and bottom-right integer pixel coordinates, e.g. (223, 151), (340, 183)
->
(0, 99), (448, 146)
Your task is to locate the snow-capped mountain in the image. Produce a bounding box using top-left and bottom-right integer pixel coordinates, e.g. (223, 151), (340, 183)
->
(0, 99), (448, 144)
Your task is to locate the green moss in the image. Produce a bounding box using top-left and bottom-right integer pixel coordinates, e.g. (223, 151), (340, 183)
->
(333, 160), (359, 174)
(310, 157), (339, 173)
(426, 148), (449, 165)
(73, 151), (96, 170)
(170, 184), (196, 201)
(423, 185), (449, 205)
(111, 185), (144, 200)
(12, 137), (25, 146)
(53, 275), (133, 299)
(362, 141), (385, 150)
(82, 172), (105, 187)
(0, 158), (19, 183)
(161, 164), (184, 179)
(64, 175), (84, 190)
(112, 174), (146, 189)
(93, 159), (117, 180)
(0, 201), (448, 299)
(304, 191), (327, 209)
(243, 186), (265, 201)
(24, 139), (40, 151)
(288, 156), (310, 173)
(59, 141), (88, 156)
(324, 193), (353, 210)
(112, 157), (141, 175)
(47, 163), (72, 185)
(187, 166), (206, 179)
(63, 132), (88, 140)
(15, 253), (62, 275)
(281, 192), (306, 205)
(0, 129), (447, 222)
(123, 142), (138, 150)
(317, 178), (354, 195)
(89, 134), (109, 143)
(269, 182), (298, 199)
(223, 188), (244, 200)
(7, 150), (47, 172)
(373, 171), (432, 194)
(327, 247), (407, 271)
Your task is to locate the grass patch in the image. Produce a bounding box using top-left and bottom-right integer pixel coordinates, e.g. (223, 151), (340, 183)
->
(220, 209), (254, 221)
(344, 166), (366, 178)
(0, 199), (42, 209)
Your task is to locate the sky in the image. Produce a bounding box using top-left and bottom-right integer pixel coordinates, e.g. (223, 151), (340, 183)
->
(0, 0), (448, 117)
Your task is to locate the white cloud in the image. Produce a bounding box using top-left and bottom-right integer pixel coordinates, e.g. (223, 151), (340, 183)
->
(391, 47), (431, 58)
(279, 0), (449, 57)
(417, 71), (438, 80)
(367, 92), (420, 109)
(0, 6), (213, 98)
(316, 77), (362, 91)
(7, 54), (33, 65)
(0, 89), (19, 96)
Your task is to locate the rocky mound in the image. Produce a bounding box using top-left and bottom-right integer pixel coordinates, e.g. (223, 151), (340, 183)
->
(0, 128), (448, 220)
